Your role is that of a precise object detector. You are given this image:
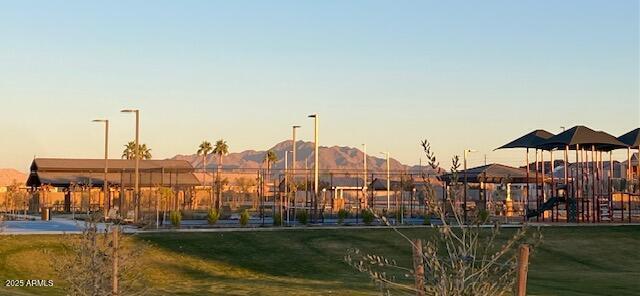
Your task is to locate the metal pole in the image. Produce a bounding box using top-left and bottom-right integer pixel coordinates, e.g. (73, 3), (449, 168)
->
(134, 111), (140, 222)
(292, 125), (299, 181)
(104, 121), (109, 216)
(308, 114), (319, 221)
(550, 150), (555, 221)
(525, 148), (530, 219)
(285, 152), (288, 225)
(93, 119), (110, 217)
(534, 149), (539, 221)
(121, 109), (140, 222)
(541, 149), (545, 221)
(384, 152), (390, 211)
(363, 144), (367, 208)
(628, 147), (632, 182)
(464, 149), (468, 224)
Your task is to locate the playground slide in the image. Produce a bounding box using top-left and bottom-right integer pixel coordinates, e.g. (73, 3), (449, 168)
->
(526, 196), (560, 218)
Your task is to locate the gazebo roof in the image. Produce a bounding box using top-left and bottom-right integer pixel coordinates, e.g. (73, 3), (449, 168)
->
(496, 129), (554, 150)
(618, 128), (640, 148)
(537, 126), (627, 151)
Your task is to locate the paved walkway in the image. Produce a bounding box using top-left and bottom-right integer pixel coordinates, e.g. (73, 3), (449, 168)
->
(2, 215), (639, 235)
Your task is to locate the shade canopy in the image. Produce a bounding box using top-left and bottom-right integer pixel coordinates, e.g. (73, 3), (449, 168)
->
(496, 129), (554, 150)
(618, 128), (640, 148)
(537, 125), (627, 151)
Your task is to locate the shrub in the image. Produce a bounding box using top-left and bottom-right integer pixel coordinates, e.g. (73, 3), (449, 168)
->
(273, 213), (283, 226)
(239, 209), (250, 227)
(476, 209), (490, 224)
(361, 209), (374, 226)
(207, 208), (220, 225)
(423, 214), (432, 225)
(337, 209), (350, 224)
(296, 210), (309, 225)
(169, 211), (181, 227)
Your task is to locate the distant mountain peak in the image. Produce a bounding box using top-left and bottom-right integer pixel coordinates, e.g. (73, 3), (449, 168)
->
(171, 140), (442, 174)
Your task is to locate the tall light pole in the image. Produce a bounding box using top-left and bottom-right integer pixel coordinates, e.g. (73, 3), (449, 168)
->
(121, 109), (140, 222)
(380, 152), (390, 211)
(308, 114), (319, 220)
(362, 144), (367, 208)
(285, 150), (292, 225)
(463, 149), (477, 224)
(92, 119), (109, 217)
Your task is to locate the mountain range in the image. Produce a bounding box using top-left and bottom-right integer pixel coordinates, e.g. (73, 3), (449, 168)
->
(172, 140), (440, 173)
(0, 168), (27, 186)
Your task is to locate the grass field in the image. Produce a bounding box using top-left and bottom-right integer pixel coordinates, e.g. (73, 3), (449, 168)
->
(1, 226), (639, 295)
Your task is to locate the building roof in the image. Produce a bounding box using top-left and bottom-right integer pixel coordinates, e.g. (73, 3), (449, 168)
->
(27, 158), (199, 187)
(30, 158), (194, 172)
(442, 163), (538, 183)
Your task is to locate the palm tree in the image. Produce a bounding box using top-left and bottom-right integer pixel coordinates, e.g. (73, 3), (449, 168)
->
(263, 150), (278, 205)
(122, 142), (136, 159)
(122, 141), (152, 160)
(263, 150), (278, 179)
(212, 139), (229, 209)
(197, 141), (213, 209)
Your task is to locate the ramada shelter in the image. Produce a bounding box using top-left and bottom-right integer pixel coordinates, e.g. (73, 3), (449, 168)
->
(26, 158), (200, 217)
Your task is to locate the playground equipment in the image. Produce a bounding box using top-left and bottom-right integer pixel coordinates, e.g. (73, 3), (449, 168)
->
(499, 126), (640, 223)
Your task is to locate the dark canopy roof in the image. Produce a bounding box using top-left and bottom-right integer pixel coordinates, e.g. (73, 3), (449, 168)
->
(618, 128), (640, 148)
(537, 126), (627, 151)
(27, 171), (200, 188)
(442, 163), (538, 183)
(496, 129), (554, 150)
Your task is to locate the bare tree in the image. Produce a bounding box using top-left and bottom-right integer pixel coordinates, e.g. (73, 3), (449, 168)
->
(51, 213), (148, 296)
(346, 140), (541, 296)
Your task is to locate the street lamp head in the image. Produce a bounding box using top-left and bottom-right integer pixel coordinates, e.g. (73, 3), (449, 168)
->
(120, 109), (138, 113)
(465, 149), (477, 153)
(92, 119), (107, 123)
(322, 188), (326, 192)
(292, 125), (301, 128)
(307, 114), (317, 118)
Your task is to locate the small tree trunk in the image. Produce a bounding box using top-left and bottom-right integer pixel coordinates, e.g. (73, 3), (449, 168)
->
(517, 244), (530, 296)
(412, 239), (425, 296)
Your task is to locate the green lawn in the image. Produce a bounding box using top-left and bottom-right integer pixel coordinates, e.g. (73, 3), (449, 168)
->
(1, 226), (639, 295)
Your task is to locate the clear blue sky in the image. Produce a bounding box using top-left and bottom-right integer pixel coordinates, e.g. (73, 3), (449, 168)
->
(1, 0), (638, 171)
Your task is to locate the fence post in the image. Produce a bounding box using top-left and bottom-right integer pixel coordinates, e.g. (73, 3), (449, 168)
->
(517, 244), (530, 296)
(412, 239), (425, 296)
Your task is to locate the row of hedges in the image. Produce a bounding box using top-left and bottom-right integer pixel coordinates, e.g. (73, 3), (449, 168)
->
(166, 209), (438, 228)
